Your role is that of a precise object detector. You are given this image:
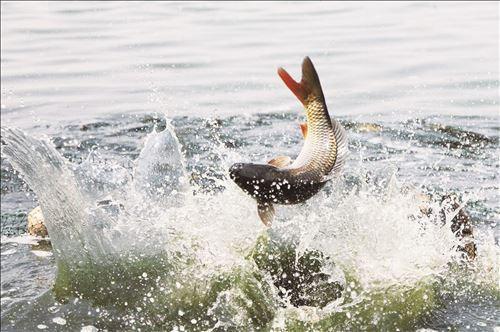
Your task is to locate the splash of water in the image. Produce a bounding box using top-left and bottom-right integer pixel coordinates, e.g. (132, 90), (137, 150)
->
(1, 118), (498, 330)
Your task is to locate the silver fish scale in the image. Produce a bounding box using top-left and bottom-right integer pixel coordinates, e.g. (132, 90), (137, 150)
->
(289, 95), (337, 179)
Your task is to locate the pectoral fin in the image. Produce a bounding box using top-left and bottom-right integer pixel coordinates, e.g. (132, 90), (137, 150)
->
(257, 202), (275, 226)
(268, 156), (291, 168)
(300, 122), (308, 138)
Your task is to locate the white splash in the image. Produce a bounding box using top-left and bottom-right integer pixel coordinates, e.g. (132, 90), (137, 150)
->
(1, 119), (497, 329)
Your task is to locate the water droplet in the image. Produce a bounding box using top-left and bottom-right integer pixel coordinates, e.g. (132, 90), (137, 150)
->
(52, 317), (66, 326)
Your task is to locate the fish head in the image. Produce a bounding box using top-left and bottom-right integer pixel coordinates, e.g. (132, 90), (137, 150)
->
(229, 163), (280, 200)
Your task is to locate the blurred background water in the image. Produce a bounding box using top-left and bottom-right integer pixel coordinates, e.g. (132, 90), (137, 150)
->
(1, 1), (499, 331)
(1, 1), (498, 128)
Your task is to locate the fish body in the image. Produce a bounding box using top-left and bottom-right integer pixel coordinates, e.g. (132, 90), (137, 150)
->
(229, 163), (327, 204)
(229, 57), (348, 225)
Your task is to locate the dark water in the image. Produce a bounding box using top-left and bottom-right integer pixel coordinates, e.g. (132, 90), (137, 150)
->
(1, 2), (499, 331)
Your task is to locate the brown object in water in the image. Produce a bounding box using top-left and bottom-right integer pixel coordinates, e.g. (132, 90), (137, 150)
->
(439, 194), (477, 261)
(27, 206), (48, 237)
(355, 123), (383, 133)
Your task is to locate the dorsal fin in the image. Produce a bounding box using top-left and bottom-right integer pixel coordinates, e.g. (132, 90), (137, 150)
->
(257, 202), (274, 226)
(300, 122), (308, 138)
(277, 56), (326, 106)
(268, 156), (291, 168)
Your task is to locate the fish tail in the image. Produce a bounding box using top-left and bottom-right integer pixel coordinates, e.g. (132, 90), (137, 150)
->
(277, 56), (326, 106)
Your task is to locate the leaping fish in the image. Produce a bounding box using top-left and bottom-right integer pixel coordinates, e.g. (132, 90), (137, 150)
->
(229, 57), (348, 226)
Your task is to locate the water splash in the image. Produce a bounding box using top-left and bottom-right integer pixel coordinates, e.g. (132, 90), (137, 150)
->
(1, 127), (101, 264)
(131, 121), (188, 205)
(1, 117), (498, 330)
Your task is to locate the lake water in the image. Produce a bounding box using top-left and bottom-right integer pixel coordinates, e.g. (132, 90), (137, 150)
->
(1, 1), (498, 127)
(1, 2), (499, 331)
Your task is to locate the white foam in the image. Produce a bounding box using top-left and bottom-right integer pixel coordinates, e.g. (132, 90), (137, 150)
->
(52, 317), (66, 325)
(1, 248), (17, 256)
(1, 235), (40, 245)
(31, 250), (53, 258)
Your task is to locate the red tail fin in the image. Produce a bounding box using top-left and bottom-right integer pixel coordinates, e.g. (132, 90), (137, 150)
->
(278, 57), (326, 106)
(278, 67), (308, 104)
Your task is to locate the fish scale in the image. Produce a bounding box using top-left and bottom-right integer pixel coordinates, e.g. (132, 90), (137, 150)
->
(290, 96), (338, 179)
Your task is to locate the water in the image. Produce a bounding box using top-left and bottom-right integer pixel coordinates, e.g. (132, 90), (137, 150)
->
(1, 2), (498, 127)
(1, 2), (499, 331)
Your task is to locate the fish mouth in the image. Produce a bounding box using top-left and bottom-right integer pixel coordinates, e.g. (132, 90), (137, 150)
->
(229, 163), (244, 181)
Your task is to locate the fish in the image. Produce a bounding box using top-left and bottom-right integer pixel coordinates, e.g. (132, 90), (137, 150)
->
(229, 57), (348, 226)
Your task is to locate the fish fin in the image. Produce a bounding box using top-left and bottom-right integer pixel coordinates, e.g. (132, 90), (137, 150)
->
(268, 155), (292, 168)
(278, 67), (308, 104)
(277, 56), (325, 106)
(300, 56), (326, 104)
(325, 118), (349, 180)
(257, 202), (274, 226)
(300, 122), (308, 138)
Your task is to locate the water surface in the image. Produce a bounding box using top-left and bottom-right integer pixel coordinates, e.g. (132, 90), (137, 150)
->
(1, 1), (498, 127)
(1, 2), (499, 331)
